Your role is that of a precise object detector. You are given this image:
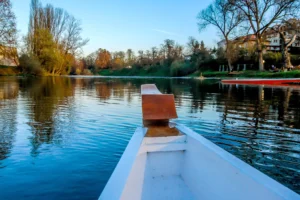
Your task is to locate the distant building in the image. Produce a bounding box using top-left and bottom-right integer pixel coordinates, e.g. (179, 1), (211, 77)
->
(217, 35), (259, 50)
(0, 45), (18, 66)
(232, 34), (258, 49)
(183, 54), (192, 61)
(265, 20), (300, 53)
(217, 19), (300, 54)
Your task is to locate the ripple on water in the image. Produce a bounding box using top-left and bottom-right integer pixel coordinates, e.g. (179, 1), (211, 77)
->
(0, 77), (300, 199)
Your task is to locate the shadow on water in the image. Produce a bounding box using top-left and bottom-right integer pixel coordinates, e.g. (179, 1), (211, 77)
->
(0, 76), (299, 199)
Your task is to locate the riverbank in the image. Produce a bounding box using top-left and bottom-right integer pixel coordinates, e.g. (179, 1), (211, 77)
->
(2, 65), (300, 78)
(0, 66), (20, 76)
(98, 67), (300, 78)
(189, 70), (300, 78)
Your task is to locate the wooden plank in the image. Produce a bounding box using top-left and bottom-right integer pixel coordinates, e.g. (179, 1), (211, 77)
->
(141, 84), (178, 120)
(142, 94), (177, 120)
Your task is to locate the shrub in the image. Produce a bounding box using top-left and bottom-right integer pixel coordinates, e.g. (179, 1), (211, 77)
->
(263, 52), (282, 68)
(82, 69), (93, 75)
(19, 54), (44, 76)
(290, 54), (300, 66)
(170, 60), (197, 77)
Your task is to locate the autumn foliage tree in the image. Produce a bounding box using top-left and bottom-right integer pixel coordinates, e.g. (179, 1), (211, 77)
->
(25, 0), (88, 75)
(95, 49), (111, 69)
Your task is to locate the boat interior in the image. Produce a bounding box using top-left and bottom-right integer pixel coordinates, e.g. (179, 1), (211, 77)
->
(99, 84), (299, 200)
(120, 125), (286, 200)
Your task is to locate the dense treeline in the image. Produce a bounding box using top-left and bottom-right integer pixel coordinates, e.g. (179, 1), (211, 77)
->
(1, 0), (300, 76)
(75, 36), (300, 76)
(71, 37), (218, 76)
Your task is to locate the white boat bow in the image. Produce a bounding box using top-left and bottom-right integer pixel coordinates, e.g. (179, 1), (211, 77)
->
(99, 84), (299, 200)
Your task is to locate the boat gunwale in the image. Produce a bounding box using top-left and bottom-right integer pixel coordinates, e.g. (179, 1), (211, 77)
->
(99, 124), (300, 200)
(176, 124), (299, 200)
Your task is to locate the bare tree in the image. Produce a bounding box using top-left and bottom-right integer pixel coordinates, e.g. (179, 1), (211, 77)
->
(126, 49), (135, 65)
(231, 0), (300, 71)
(0, 0), (17, 62)
(62, 16), (89, 56)
(174, 44), (184, 59)
(151, 47), (158, 62)
(271, 19), (300, 69)
(163, 39), (175, 59)
(187, 36), (200, 55)
(198, 0), (244, 71)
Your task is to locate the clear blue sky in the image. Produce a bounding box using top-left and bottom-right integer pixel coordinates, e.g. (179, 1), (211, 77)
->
(12, 0), (218, 55)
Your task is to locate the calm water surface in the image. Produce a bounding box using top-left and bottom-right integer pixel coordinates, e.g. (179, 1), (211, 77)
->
(0, 76), (300, 199)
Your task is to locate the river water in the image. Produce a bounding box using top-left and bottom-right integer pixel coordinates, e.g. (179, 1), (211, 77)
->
(0, 76), (299, 199)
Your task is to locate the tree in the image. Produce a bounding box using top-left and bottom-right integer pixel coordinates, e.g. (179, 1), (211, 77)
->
(111, 51), (125, 69)
(163, 39), (175, 59)
(187, 36), (200, 55)
(95, 48), (111, 69)
(231, 0), (300, 71)
(126, 49), (135, 65)
(137, 50), (144, 65)
(151, 47), (158, 63)
(174, 44), (184, 59)
(271, 19), (300, 69)
(200, 41), (206, 52)
(0, 0), (17, 64)
(198, 0), (244, 71)
(26, 0), (88, 74)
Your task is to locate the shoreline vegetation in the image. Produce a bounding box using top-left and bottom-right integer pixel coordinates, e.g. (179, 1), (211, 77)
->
(1, 0), (300, 79)
(2, 64), (300, 79)
(98, 68), (300, 78)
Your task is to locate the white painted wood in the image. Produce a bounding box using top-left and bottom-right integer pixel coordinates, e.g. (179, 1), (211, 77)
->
(99, 124), (300, 200)
(143, 135), (186, 144)
(176, 124), (300, 200)
(99, 127), (147, 200)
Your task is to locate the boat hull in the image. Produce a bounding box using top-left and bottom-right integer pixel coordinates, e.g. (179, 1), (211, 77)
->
(99, 124), (299, 200)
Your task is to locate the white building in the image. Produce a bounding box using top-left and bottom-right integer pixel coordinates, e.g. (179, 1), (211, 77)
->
(266, 32), (300, 52)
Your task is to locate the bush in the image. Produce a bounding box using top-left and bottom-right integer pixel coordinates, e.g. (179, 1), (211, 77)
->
(19, 54), (44, 76)
(170, 61), (197, 77)
(291, 54), (300, 66)
(82, 69), (93, 75)
(263, 52), (282, 64)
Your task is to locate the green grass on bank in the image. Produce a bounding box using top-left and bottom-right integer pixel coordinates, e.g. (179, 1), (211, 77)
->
(189, 70), (300, 78)
(99, 67), (300, 78)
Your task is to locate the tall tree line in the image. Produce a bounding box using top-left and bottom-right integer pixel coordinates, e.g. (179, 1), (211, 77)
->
(80, 38), (209, 72)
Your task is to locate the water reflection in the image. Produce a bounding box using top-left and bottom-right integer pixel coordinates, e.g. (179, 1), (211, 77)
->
(0, 79), (18, 160)
(0, 76), (299, 199)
